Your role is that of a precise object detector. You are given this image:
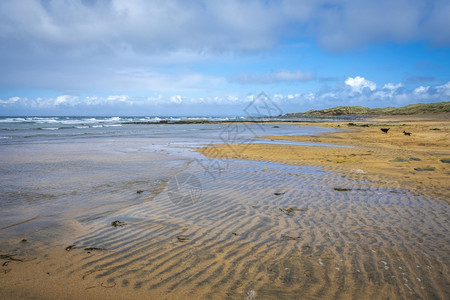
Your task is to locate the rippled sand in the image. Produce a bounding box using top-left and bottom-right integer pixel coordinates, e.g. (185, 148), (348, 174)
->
(2, 158), (448, 299)
(1, 118), (449, 299)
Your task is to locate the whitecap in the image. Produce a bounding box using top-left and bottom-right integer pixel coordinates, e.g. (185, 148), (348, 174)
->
(105, 117), (121, 122)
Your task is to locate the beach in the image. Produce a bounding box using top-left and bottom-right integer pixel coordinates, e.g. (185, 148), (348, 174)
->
(200, 114), (450, 201)
(0, 116), (449, 299)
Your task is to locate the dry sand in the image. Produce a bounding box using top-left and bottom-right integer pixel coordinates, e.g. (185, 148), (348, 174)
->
(199, 114), (450, 201)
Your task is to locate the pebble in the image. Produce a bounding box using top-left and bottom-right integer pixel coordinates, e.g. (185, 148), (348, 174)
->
(246, 290), (256, 299)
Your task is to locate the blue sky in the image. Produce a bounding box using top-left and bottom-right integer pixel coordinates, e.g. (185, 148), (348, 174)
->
(0, 0), (449, 116)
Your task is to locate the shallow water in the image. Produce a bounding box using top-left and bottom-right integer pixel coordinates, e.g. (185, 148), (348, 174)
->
(0, 121), (340, 237)
(0, 121), (448, 299)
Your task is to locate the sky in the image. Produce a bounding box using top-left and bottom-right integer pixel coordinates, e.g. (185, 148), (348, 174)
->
(0, 0), (449, 116)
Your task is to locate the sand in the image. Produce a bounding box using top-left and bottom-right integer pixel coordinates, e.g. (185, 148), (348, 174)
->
(1, 116), (449, 299)
(199, 114), (450, 201)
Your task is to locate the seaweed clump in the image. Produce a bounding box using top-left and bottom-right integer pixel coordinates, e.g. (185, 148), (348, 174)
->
(111, 220), (127, 227)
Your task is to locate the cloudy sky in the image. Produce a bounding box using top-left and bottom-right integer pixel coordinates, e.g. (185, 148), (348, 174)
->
(0, 0), (449, 116)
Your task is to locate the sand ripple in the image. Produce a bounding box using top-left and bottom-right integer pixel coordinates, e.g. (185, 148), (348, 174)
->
(61, 160), (449, 299)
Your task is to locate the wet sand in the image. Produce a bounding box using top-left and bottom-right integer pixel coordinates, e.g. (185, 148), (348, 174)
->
(200, 114), (450, 201)
(1, 117), (449, 299)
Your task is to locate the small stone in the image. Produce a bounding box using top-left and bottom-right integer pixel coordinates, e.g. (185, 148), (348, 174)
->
(246, 290), (256, 299)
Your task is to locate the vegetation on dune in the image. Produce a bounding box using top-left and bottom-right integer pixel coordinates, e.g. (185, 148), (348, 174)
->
(285, 101), (450, 116)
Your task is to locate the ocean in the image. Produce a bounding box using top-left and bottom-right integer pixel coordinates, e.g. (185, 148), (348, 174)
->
(0, 115), (343, 147)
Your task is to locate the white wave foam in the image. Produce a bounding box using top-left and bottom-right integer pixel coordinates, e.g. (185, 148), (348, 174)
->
(105, 117), (121, 122)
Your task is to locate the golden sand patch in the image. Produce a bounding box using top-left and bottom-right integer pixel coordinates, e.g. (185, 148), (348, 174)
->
(198, 114), (450, 201)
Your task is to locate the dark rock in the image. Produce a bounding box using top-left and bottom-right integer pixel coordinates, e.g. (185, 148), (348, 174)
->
(334, 187), (352, 192)
(65, 245), (77, 251)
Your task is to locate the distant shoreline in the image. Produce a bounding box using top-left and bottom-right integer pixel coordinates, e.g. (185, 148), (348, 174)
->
(286, 101), (450, 117)
(121, 116), (365, 125)
(123, 101), (450, 124)
(122, 112), (449, 125)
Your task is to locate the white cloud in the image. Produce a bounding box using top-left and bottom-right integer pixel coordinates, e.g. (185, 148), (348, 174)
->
(1, 80), (449, 115)
(0, 0), (280, 54)
(282, 79), (449, 110)
(414, 86), (430, 94)
(0, 1), (449, 98)
(436, 81), (450, 96)
(1, 0), (447, 58)
(106, 95), (130, 103)
(54, 95), (77, 105)
(0, 97), (20, 105)
(383, 83), (403, 90)
(0, 94), (139, 108)
(169, 95), (183, 104)
(372, 82), (404, 99)
(345, 76), (377, 93)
